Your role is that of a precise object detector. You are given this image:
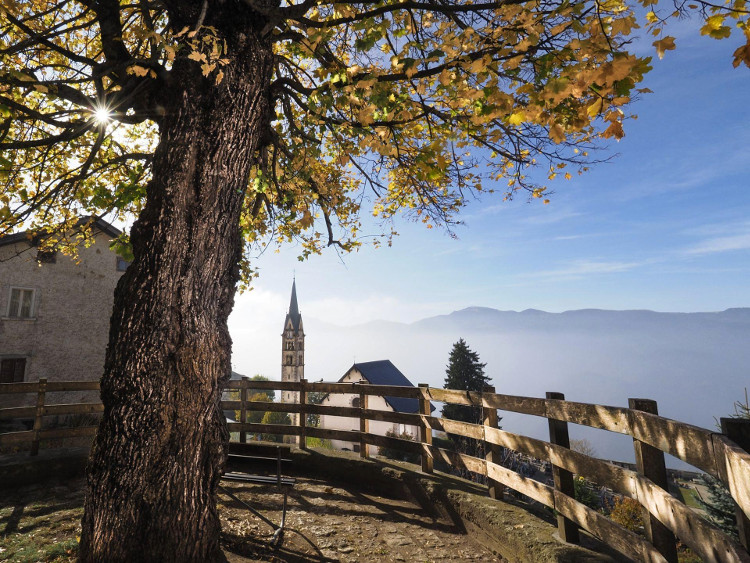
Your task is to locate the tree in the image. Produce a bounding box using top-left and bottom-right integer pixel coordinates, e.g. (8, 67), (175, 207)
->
(697, 388), (750, 540)
(442, 338), (490, 424)
(260, 410), (292, 443)
(0, 2), (746, 561)
(248, 374), (276, 401)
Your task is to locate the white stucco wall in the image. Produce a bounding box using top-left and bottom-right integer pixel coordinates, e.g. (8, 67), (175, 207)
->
(318, 368), (420, 455)
(0, 229), (125, 407)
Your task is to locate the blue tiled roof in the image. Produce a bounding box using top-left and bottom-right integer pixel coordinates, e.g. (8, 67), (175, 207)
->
(345, 360), (434, 414)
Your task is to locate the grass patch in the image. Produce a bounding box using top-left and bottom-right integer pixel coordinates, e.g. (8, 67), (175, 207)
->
(0, 481), (83, 562)
(678, 486), (702, 510)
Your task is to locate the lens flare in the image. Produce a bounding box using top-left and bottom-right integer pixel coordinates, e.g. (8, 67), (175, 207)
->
(93, 107), (111, 124)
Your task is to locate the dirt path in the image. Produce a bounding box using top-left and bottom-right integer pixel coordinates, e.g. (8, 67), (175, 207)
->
(220, 477), (504, 562)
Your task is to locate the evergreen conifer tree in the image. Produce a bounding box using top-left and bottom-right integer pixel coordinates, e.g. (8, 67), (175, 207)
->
(442, 339), (491, 424)
(697, 389), (749, 539)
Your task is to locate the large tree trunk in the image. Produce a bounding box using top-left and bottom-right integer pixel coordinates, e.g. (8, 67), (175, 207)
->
(79, 11), (273, 562)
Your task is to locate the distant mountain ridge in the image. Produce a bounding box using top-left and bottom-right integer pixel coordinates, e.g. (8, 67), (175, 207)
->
(407, 306), (750, 332)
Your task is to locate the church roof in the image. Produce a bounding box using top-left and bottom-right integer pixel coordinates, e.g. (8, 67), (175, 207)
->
(344, 360), (434, 414)
(284, 279), (302, 332)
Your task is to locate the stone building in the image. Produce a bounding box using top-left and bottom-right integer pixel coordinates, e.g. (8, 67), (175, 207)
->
(319, 360), (426, 455)
(280, 279), (304, 425)
(0, 217), (126, 406)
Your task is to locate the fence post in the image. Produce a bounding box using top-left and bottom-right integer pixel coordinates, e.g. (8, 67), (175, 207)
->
(546, 391), (579, 544)
(299, 379), (307, 449)
(629, 398), (678, 563)
(419, 384), (433, 474)
(30, 378), (47, 456)
(359, 387), (368, 458)
(240, 376), (249, 444)
(483, 385), (504, 500)
(720, 417), (750, 550)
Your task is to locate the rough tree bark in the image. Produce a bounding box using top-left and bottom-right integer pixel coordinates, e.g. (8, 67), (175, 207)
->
(79, 7), (274, 562)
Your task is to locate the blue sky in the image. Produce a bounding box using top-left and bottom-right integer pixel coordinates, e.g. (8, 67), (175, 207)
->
(231, 22), (749, 336)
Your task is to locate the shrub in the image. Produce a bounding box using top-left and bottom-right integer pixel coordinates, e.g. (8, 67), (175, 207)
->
(378, 429), (419, 464)
(609, 496), (643, 533)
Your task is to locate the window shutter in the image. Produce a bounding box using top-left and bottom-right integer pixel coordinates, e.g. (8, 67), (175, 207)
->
(13, 358), (26, 382)
(0, 359), (13, 383)
(0, 358), (26, 383)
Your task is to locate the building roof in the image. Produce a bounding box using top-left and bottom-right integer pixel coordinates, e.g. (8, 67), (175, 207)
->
(284, 279), (302, 332)
(0, 216), (121, 248)
(343, 359), (433, 414)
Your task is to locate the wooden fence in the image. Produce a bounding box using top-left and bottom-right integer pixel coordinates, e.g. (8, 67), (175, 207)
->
(2, 378), (750, 563)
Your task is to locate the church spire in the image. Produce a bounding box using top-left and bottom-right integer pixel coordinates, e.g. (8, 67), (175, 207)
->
(284, 278), (302, 333)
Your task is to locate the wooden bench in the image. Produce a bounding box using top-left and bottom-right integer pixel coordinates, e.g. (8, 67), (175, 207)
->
(220, 444), (296, 547)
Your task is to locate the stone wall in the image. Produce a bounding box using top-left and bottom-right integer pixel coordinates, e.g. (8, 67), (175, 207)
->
(0, 230), (124, 407)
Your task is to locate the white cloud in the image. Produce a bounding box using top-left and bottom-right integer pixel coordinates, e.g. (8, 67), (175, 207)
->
(528, 259), (647, 279)
(685, 233), (750, 255)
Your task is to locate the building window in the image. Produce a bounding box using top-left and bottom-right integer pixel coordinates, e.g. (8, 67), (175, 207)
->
(116, 256), (130, 272)
(36, 249), (57, 263)
(351, 397), (360, 408)
(7, 287), (35, 318)
(0, 357), (26, 383)
(286, 341), (295, 351)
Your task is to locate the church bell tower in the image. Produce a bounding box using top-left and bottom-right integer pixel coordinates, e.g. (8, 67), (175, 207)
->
(281, 279), (304, 417)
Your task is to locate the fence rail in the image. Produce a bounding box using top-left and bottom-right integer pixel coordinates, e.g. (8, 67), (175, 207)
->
(1, 378), (749, 562)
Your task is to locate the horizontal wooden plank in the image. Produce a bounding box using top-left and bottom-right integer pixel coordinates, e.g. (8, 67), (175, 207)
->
(224, 380), (299, 391)
(227, 423), (301, 436)
(307, 404), (359, 418)
(306, 426), (360, 443)
(546, 442), (637, 497)
(713, 433), (750, 522)
(486, 460), (554, 507)
(46, 381), (100, 392)
(484, 427), (549, 460)
(0, 382), (39, 394)
(426, 388), (482, 407)
(430, 417), (484, 441)
(633, 471), (750, 563)
(40, 426), (98, 440)
(363, 432), (422, 454)
(43, 403), (104, 416)
(431, 447), (486, 476)
(483, 394), (547, 416)
(0, 429), (34, 445)
(553, 491), (666, 563)
(545, 400), (631, 435)
(362, 409), (419, 426)
(0, 406), (36, 419)
(306, 382), (420, 399)
(629, 410), (717, 474)
(242, 401), (300, 414)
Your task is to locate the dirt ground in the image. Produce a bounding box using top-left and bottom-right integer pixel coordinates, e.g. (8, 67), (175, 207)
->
(0, 475), (502, 562)
(220, 476), (503, 562)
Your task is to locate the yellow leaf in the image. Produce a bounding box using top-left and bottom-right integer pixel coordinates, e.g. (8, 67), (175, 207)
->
(653, 36), (676, 59)
(549, 123), (564, 144)
(646, 11), (659, 23)
(601, 120), (625, 140)
(126, 65), (150, 77)
(733, 42), (750, 68)
(187, 51), (206, 63)
(587, 98), (603, 117)
(508, 111), (525, 125)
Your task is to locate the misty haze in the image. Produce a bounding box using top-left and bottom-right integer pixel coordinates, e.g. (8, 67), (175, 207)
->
(231, 305), (750, 469)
